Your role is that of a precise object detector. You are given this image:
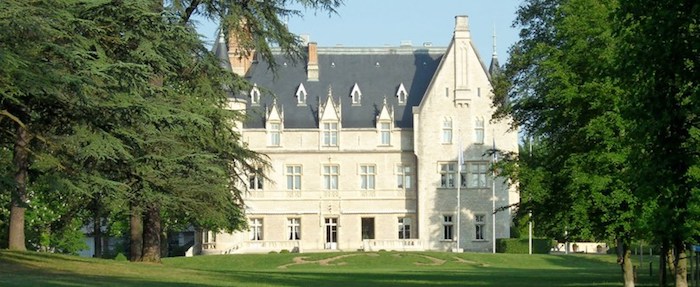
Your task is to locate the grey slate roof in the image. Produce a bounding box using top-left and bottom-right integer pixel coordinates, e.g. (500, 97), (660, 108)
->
(243, 47), (444, 129)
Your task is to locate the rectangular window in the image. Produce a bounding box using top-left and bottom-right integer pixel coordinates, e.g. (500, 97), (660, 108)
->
(269, 123), (281, 146)
(323, 122), (338, 146)
(286, 165), (302, 190)
(475, 214), (485, 240)
(396, 165), (413, 189)
(248, 168), (263, 190)
(398, 217), (411, 239)
(460, 163), (468, 188)
(250, 218), (263, 241)
(380, 122), (391, 145)
(361, 217), (375, 240)
(475, 118), (484, 145)
(443, 215), (454, 240)
(323, 165), (339, 190)
(442, 119), (453, 144)
(468, 162), (488, 188)
(440, 163), (456, 188)
(288, 218), (301, 240)
(360, 165), (376, 190)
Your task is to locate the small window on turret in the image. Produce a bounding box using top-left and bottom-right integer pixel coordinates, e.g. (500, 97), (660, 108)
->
(250, 84), (260, 105)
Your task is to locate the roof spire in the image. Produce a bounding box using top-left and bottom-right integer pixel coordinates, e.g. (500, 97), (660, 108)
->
(492, 24), (497, 57)
(489, 24), (500, 77)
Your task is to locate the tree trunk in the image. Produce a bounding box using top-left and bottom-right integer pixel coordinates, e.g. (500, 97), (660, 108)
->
(93, 200), (102, 258)
(141, 203), (161, 263)
(160, 230), (169, 259)
(8, 121), (29, 251)
(622, 245), (635, 287)
(617, 239), (635, 287)
(129, 205), (143, 261)
(674, 241), (688, 287)
(668, 248), (676, 276)
(661, 242), (668, 287)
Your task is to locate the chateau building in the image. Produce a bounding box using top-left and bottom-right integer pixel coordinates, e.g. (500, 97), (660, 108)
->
(195, 15), (518, 254)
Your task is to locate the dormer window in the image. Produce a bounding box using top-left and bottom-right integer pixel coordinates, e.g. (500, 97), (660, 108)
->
(268, 122), (281, 146)
(350, 83), (362, 106)
(295, 83), (307, 105)
(322, 122), (338, 147)
(250, 83), (260, 105)
(396, 83), (408, 105)
(379, 121), (391, 145)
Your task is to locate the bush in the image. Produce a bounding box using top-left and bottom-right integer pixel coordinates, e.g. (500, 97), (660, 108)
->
(268, 251), (277, 254)
(279, 249), (290, 253)
(114, 253), (127, 261)
(496, 238), (554, 254)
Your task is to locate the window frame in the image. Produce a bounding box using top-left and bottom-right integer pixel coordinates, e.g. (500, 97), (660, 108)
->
(474, 214), (486, 240)
(250, 84), (261, 105)
(250, 218), (263, 241)
(248, 168), (264, 190)
(268, 122), (281, 147)
(379, 122), (391, 145)
(360, 164), (376, 190)
(322, 122), (339, 147)
(286, 165), (302, 190)
(467, 162), (489, 188)
(287, 218), (301, 240)
(323, 164), (339, 190)
(475, 117), (485, 145)
(439, 162), (457, 188)
(442, 118), (453, 144)
(398, 217), (412, 239)
(396, 164), (413, 190)
(442, 215), (454, 240)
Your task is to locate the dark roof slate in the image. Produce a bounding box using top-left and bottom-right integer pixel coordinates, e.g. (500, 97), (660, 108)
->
(243, 48), (444, 129)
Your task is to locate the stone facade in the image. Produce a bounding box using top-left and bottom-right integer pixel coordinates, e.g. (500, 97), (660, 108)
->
(195, 15), (518, 255)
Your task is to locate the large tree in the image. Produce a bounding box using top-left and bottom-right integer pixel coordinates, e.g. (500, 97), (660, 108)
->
(493, 0), (639, 285)
(615, 1), (700, 286)
(1, 0), (342, 259)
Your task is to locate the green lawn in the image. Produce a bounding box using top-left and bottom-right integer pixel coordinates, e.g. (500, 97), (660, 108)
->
(0, 250), (659, 286)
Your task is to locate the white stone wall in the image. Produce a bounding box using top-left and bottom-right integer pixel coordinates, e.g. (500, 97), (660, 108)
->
(413, 16), (518, 252)
(208, 15), (519, 255)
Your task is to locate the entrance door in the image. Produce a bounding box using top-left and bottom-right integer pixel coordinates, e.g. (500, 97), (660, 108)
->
(325, 218), (338, 249)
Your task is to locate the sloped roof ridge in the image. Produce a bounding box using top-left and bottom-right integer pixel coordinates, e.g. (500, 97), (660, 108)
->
(269, 46), (447, 55)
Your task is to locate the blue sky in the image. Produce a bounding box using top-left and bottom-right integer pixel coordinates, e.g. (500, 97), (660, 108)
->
(196, 1), (522, 63)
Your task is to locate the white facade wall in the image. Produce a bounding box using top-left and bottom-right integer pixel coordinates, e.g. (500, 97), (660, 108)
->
(200, 15), (518, 255)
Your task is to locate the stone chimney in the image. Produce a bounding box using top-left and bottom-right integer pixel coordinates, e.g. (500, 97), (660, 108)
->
(453, 15), (471, 107)
(307, 42), (319, 81)
(454, 15), (470, 39)
(227, 26), (255, 77)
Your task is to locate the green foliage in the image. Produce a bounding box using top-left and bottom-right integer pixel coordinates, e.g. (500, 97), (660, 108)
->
(615, 0), (700, 249)
(496, 238), (555, 254)
(114, 253), (127, 261)
(494, 0), (638, 246)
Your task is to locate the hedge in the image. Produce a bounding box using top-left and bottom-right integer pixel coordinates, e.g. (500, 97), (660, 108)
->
(496, 238), (555, 254)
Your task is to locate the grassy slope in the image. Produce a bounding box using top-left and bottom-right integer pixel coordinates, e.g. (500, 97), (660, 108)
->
(0, 250), (658, 286)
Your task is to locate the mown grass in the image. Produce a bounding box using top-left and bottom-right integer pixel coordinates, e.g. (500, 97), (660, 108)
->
(0, 250), (660, 286)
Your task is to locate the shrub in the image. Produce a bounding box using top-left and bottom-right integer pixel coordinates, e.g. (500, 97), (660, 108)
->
(496, 238), (554, 254)
(114, 253), (127, 261)
(268, 251), (277, 254)
(279, 249), (290, 253)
